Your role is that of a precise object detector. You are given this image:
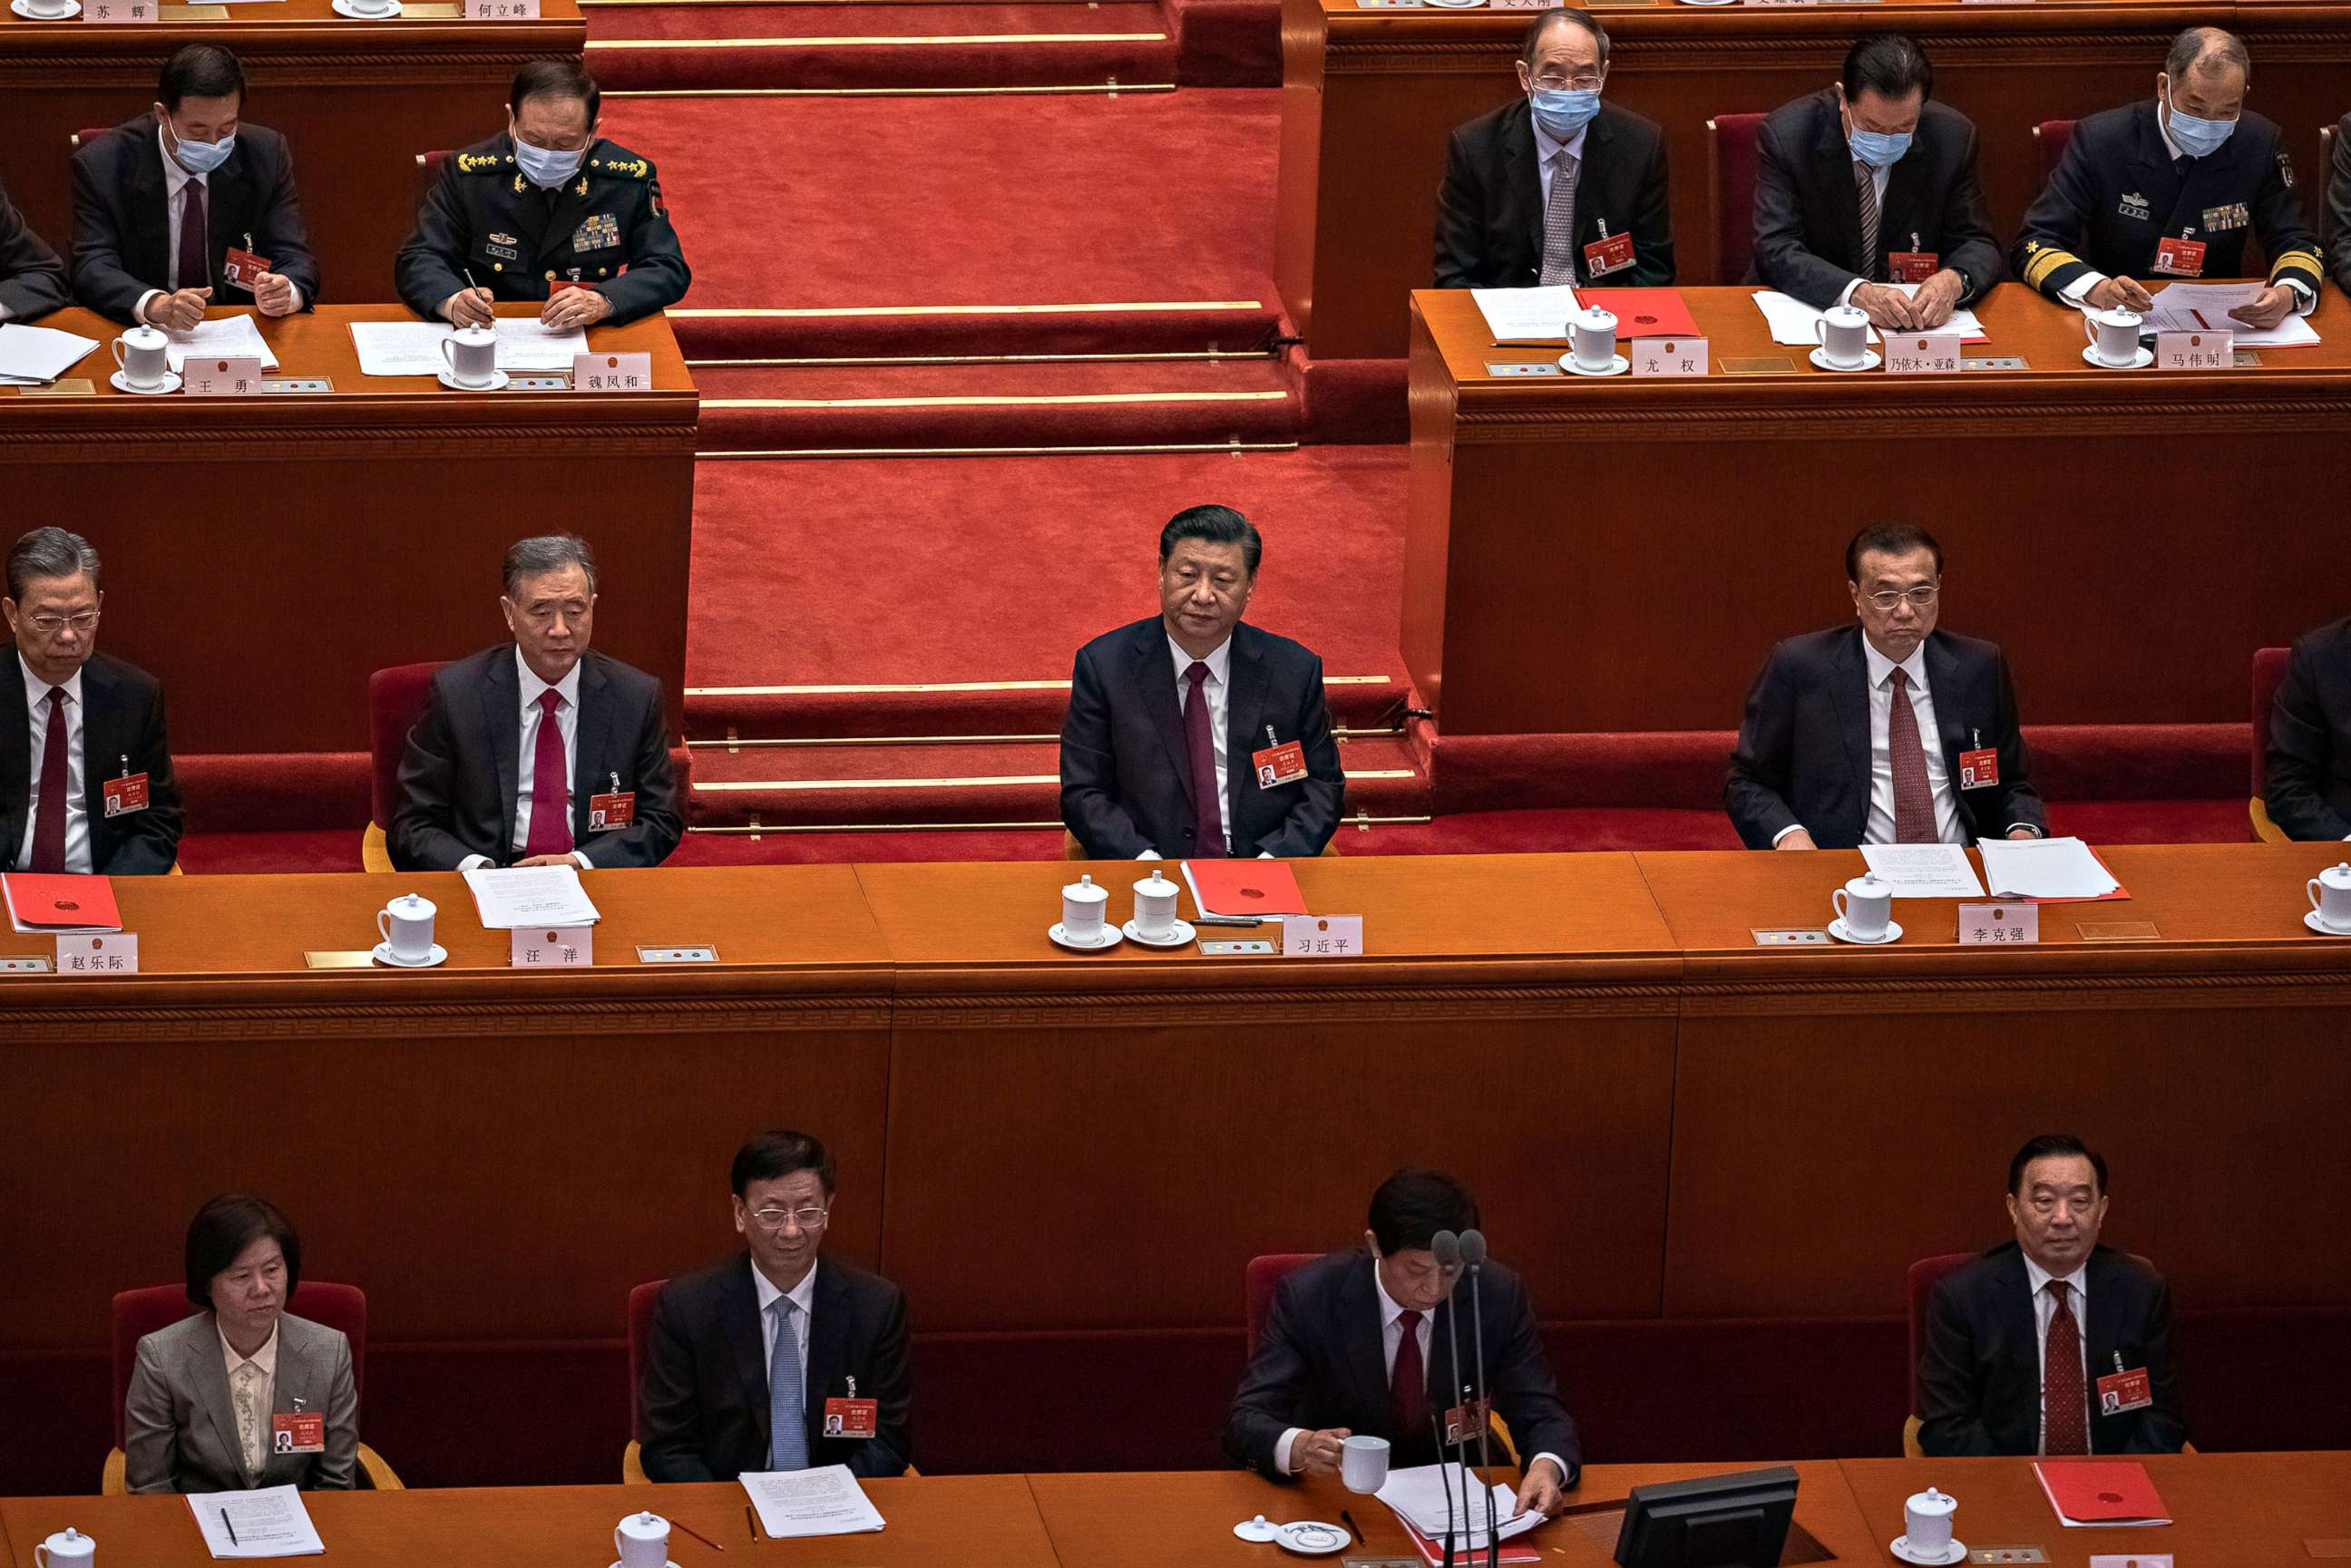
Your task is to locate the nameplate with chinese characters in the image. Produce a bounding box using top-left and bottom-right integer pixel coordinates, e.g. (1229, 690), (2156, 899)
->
(1281, 915), (1365, 957)
(1631, 336), (1708, 376)
(2156, 329), (2233, 370)
(1957, 903), (2038, 946)
(512, 926), (592, 968)
(84, 0), (159, 20)
(572, 352), (651, 393)
(58, 934), (138, 974)
(183, 356), (266, 396)
(464, 0), (540, 15)
(1885, 332), (1963, 375)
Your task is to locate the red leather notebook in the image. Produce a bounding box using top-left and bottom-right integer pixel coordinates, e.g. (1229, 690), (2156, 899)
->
(1579, 288), (1700, 340)
(2034, 1460), (2172, 1526)
(4, 873), (123, 934)
(1179, 859), (1307, 920)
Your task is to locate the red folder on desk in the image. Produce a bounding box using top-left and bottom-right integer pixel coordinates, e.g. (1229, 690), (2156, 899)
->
(1179, 859), (1306, 920)
(2034, 1460), (2172, 1526)
(4, 873), (122, 934)
(1579, 288), (1699, 340)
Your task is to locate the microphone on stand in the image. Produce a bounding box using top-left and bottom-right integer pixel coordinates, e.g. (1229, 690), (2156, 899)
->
(1459, 1229), (1500, 1568)
(1430, 1230), (1472, 1568)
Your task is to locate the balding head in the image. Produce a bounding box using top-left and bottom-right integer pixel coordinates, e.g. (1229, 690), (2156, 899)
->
(2161, 25), (2249, 123)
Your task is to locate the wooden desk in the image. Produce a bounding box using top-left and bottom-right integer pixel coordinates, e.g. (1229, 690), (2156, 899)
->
(1839, 1453), (2351, 1563)
(1279, 0), (2351, 360)
(0, 2), (584, 302)
(0, 303), (696, 753)
(1405, 283), (2351, 735)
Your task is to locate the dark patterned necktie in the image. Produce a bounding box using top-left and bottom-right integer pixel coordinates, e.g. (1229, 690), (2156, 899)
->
(1855, 162), (1882, 283)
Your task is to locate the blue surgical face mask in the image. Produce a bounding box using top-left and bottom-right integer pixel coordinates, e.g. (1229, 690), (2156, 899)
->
(2162, 86), (2236, 159)
(167, 124), (236, 175)
(512, 134), (586, 190)
(1847, 127), (1912, 169)
(1528, 87), (1602, 142)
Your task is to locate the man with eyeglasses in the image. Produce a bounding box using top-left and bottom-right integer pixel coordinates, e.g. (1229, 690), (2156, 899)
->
(1, 527), (181, 875)
(638, 1131), (912, 1481)
(1435, 9), (1672, 289)
(1726, 521), (2044, 850)
(1917, 1135), (2185, 1456)
(396, 60), (688, 331)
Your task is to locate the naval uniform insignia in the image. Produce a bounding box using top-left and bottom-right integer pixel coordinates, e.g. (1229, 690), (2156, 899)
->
(572, 213), (621, 251)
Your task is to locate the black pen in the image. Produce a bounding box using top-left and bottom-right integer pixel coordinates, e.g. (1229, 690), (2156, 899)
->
(1192, 913), (1269, 927)
(222, 1509), (239, 1545)
(1341, 1508), (1365, 1545)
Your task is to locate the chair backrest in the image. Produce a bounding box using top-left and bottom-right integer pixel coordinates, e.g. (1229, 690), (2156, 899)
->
(2251, 647), (2291, 796)
(1706, 113), (1767, 285)
(1244, 1252), (1321, 1361)
(2033, 121), (2077, 183)
(112, 1281), (370, 1448)
(369, 662), (447, 832)
(73, 127), (112, 156)
(1904, 1252), (1975, 1418)
(626, 1280), (667, 1436)
(415, 151), (452, 205)
(2323, 127), (2337, 246)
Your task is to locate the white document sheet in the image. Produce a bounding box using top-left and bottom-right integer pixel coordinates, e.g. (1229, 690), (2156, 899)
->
(1751, 288), (1985, 347)
(1376, 1464), (1545, 1549)
(1471, 285), (1584, 343)
(164, 314), (278, 373)
(1860, 843), (1986, 899)
(742, 1466), (886, 1539)
(351, 319), (593, 376)
(187, 1486), (325, 1559)
(1976, 836), (2122, 901)
(2145, 281), (2320, 347)
(0, 323), (102, 383)
(492, 317), (591, 370)
(462, 864), (604, 929)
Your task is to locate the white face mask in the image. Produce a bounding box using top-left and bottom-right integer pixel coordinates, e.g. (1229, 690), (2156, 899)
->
(512, 133), (587, 189)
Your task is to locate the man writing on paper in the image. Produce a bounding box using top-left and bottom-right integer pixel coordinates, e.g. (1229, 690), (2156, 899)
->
(1433, 10), (1673, 289)
(70, 45), (318, 328)
(389, 533), (679, 871)
(1917, 1135), (2186, 1456)
(2014, 28), (2320, 328)
(2263, 613), (2351, 838)
(1, 528), (181, 876)
(0, 178), (68, 323)
(397, 62), (690, 331)
(1751, 34), (2001, 330)
(1060, 505), (1344, 860)
(1726, 523), (2044, 851)
(639, 1130), (912, 1481)
(1225, 1168), (1579, 1517)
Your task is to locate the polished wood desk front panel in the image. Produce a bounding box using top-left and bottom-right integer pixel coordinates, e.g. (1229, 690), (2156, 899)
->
(1405, 284), (2351, 735)
(0, 305), (695, 753)
(0, 3), (585, 301)
(1280, 0), (2351, 359)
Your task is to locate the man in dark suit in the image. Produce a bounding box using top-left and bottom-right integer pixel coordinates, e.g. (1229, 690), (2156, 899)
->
(389, 533), (680, 871)
(1919, 1135), (2186, 1456)
(1060, 505), (1344, 860)
(0, 179), (68, 323)
(2328, 111), (2351, 295)
(2016, 28), (2319, 328)
(1752, 34), (2001, 329)
(1434, 10), (1672, 289)
(639, 1131), (912, 1481)
(2265, 616), (2351, 839)
(1226, 1168), (1579, 1517)
(1727, 522), (2045, 851)
(1, 528), (180, 876)
(70, 45), (318, 328)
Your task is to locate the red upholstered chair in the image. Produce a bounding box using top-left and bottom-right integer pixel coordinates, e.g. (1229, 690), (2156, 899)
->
(2033, 121), (2076, 184)
(621, 1279), (666, 1483)
(1902, 1252), (1975, 1456)
(73, 127), (113, 155)
(365, 662), (446, 872)
(1706, 114), (1768, 283)
(103, 1282), (402, 1493)
(2323, 128), (2337, 247)
(2251, 647), (2292, 842)
(415, 151), (451, 203)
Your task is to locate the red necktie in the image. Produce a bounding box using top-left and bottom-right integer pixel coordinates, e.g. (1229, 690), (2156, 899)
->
(522, 688), (572, 859)
(1182, 661), (1226, 858)
(2043, 1280), (2090, 1456)
(178, 179), (209, 294)
(30, 687), (68, 873)
(1391, 1309), (1428, 1439)
(1888, 668), (1937, 842)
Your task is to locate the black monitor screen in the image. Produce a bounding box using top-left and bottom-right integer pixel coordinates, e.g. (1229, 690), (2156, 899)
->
(1613, 1465), (1800, 1568)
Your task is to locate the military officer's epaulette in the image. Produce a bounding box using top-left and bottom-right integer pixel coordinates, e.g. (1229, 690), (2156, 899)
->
(585, 149), (656, 181)
(454, 150), (516, 176)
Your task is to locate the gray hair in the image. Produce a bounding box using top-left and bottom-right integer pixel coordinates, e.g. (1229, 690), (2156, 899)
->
(502, 533), (598, 598)
(1523, 7), (1606, 70)
(2166, 26), (2249, 83)
(6, 528), (101, 601)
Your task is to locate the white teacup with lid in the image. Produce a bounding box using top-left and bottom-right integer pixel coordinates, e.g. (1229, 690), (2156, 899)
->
(614, 1511), (669, 1568)
(1131, 870), (1180, 939)
(2308, 861), (2351, 933)
(36, 1528), (96, 1568)
(1060, 872), (1108, 942)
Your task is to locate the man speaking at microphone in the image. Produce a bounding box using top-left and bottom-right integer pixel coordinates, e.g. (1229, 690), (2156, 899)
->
(1224, 1168), (1579, 1517)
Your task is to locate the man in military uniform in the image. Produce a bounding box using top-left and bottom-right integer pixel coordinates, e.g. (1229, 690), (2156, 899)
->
(395, 60), (688, 330)
(2014, 27), (2319, 329)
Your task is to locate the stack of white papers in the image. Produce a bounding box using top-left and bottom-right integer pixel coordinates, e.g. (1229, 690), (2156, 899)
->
(742, 1466), (886, 1538)
(1859, 843), (1985, 898)
(349, 319), (592, 376)
(1471, 285), (1583, 343)
(187, 1486), (324, 1559)
(164, 315), (279, 373)
(1751, 287), (1985, 346)
(462, 864), (603, 928)
(1977, 836), (2122, 901)
(2146, 282), (2319, 347)
(491, 317), (592, 370)
(1376, 1463), (1544, 1550)
(0, 322), (101, 385)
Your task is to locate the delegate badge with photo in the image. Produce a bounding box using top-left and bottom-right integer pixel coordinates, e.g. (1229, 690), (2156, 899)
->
(221, 246), (272, 290)
(1253, 726), (1308, 789)
(1888, 249), (1940, 284)
(1956, 747), (1999, 790)
(2096, 1365), (2153, 1415)
(824, 1376), (879, 1438)
(1442, 1396), (1491, 1446)
(102, 771), (151, 817)
(588, 772), (636, 831)
(271, 1411), (327, 1454)
(1583, 227), (1635, 278)
(2151, 234), (2207, 277)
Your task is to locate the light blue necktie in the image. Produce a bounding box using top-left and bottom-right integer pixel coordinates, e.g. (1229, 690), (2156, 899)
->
(766, 1296), (809, 1471)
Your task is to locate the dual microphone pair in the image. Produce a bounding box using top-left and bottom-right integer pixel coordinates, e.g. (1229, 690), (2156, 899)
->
(1427, 1228), (1497, 1568)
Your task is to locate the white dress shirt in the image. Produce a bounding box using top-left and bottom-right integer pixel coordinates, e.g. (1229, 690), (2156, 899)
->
(218, 1319), (281, 1475)
(1834, 158), (1897, 307)
(2023, 1254), (2089, 1456)
(15, 655), (90, 874)
(751, 1258), (818, 1391)
(1530, 112), (1590, 210)
(1861, 638), (1965, 845)
(138, 128), (302, 325)
(454, 650), (591, 872)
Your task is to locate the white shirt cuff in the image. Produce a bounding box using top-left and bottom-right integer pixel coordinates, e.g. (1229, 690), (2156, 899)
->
(1771, 823), (1809, 846)
(572, 851), (593, 871)
(458, 853), (492, 872)
(286, 283), (304, 313)
(2285, 276), (2317, 314)
(2006, 823), (2043, 838)
(1135, 849), (1161, 861)
(2060, 272), (2103, 305)
(1837, 277), (1865, 307)
(0, 301), (13, 324)
(134, 288), (162, 324)
(1274, 1427), (1304, 1475)
(1530, 1451), (1568, 1485)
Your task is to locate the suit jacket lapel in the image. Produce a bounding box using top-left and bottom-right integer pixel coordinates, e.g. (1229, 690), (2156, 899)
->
(1134, 625), (1194, 807)
(571, 655), (613, 841)
(126, 126), (170, 291)
(1223, 627), (1271, 828)
(1503, 105), (1542, 265)
(183, 1318), (243, 1481)
(1882, 141), (1931, 258)
(1829, 628), (1873, 804)
(2082, 1248), (2122, 1396)
(78, 659), (120, 838)
(484, 650), (522, 857)
(0, 659), (30, 867)
(1922, 634), (1970, 784)
(722, 1258), (771, 1446)
(805, 1264), (851, 1417)
(1340, 1257), (1390, 1422)
(1814, 108), (1866, 273)
(261, 1321), (314, 1486)
(1578, 112), (1617, 255)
